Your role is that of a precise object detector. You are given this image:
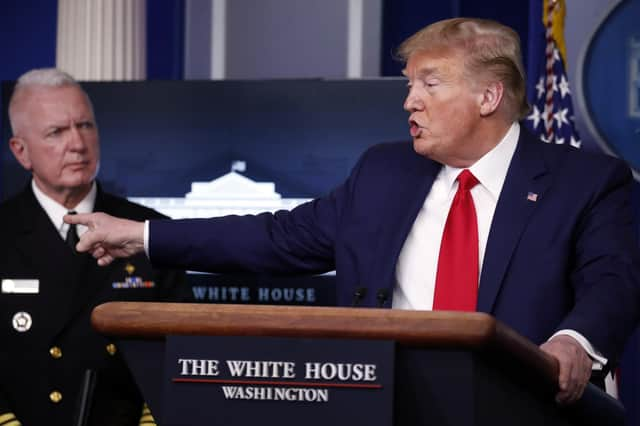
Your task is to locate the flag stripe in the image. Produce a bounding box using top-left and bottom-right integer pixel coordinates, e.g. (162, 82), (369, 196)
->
(526, 0), (581, 148)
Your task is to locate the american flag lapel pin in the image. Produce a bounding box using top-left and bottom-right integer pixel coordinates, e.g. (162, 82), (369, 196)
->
(527, 192), (538, 202)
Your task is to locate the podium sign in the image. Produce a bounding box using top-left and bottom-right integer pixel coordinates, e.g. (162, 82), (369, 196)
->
(91, 303), (625, 426)
(162, 335), (395, 426)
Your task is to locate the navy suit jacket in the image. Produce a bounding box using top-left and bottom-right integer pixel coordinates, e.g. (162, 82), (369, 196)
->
(150, 127), (640, 365)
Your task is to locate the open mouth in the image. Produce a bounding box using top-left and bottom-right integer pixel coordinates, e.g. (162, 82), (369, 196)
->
(409, 119), (423, 137)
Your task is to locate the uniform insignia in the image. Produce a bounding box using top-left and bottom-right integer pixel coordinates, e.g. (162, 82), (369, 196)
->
(125, 263), (136, 275)
(112, 262), (155, 289)
(2, 279), (39, 294)
(112, 276), (156, 289)
(12, 311), (32, 332)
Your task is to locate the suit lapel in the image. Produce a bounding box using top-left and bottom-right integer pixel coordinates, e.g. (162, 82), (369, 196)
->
(14, 186), (79, 283)
(372, 154), (441, 290)
(14, 188), (58, 266)
(477, 131), (551, 313)
(12, 186), (82, 336)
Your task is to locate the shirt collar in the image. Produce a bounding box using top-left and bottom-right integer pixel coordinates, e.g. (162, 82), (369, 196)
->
(439, 122), (520, 200)
(31, 180), (97, 235)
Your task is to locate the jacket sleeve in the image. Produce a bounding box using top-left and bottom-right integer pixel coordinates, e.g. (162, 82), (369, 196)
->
(145, 158), (371, 275)
(557, 159), (640, 364)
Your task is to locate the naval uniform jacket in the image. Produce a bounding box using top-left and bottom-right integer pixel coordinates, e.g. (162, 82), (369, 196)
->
(0, 183), (185, 426)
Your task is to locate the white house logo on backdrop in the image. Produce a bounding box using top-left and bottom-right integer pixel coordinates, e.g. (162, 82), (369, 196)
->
(578, 0), (640, 178)
(128, 161), (312, 218)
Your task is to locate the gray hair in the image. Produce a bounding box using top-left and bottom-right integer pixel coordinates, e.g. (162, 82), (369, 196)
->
(15, 68), (78, 88)
(8, 68), (92, 135)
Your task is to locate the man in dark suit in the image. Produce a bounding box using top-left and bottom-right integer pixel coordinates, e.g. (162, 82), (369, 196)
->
(67, 18), (640, 406)
(0, 68), (184, 426)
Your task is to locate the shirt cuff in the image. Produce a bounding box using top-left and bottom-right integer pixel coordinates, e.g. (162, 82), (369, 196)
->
(144, 220), (150, 258)
(551, 329), (607, 370)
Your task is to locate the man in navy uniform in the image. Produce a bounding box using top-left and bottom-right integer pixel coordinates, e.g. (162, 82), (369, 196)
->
(0, 68), (184, 426)
(68, 18), (640, 407)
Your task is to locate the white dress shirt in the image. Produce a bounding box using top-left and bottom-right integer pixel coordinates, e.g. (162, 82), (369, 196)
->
(31, 180), (96, 240)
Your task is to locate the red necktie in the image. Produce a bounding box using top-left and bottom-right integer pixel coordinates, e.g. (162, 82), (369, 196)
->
(433, 169), (479, 311)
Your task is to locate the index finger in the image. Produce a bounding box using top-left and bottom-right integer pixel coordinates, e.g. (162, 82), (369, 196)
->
(64, 212), (95, 226)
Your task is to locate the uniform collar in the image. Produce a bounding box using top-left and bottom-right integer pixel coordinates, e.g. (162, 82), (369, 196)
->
(31, 180), (97, 237)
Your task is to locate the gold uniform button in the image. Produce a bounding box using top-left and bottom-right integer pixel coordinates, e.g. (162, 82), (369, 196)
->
(106, 343), (117, 356)
(49, 390), (62, 403)
(49, 346), (62, 359)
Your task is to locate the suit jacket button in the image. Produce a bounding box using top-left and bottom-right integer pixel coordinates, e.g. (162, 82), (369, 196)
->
(49, 390), (62, 403)
(106, 343), (117, 356)
(49, 346), (62, 359)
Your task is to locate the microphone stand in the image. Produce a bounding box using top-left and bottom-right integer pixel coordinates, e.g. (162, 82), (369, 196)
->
(75, 369), (96, 426)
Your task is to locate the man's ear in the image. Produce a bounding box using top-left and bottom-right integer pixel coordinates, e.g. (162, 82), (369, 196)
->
(9, 137), (32, 171)
(479, 81), (504, 116)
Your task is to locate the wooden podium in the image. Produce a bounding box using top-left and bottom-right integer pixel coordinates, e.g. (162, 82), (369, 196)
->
(92, 302), (624, 426)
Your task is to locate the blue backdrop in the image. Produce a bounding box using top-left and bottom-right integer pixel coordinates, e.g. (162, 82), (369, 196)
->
(1, 79), (409, 200)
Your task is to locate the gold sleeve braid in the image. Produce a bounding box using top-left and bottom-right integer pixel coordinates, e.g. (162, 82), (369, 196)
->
(139, 403), (156, 426)
(0, 412), (21, 426)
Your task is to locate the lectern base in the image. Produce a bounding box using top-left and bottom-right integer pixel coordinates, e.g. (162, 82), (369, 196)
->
(394, 348), (571, 426)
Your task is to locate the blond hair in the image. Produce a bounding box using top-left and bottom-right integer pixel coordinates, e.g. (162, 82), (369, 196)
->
(397, 18), (530, 121)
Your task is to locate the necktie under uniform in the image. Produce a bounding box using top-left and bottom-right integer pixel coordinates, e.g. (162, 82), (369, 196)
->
(432, 169), (480, 311)
(65, 211), (79, 254)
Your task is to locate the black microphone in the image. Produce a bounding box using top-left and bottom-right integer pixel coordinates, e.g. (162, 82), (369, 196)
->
(376, 289), (390, 308)
(351, 287), (367, 307)
(75, 369), (96, 426)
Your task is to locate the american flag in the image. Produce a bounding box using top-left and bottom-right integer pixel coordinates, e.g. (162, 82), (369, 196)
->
(527, 0), (624, 402)
(525, 0), (581, 148)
